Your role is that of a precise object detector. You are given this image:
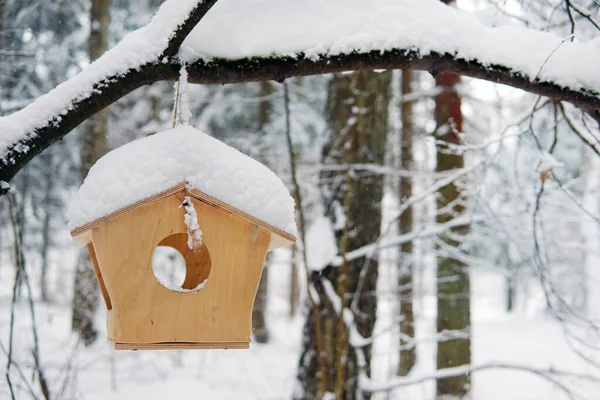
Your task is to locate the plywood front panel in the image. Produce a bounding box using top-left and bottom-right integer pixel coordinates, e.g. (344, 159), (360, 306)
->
(91, 191), (271, 348)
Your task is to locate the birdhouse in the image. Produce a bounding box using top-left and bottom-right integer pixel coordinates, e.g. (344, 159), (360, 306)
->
(69, 126), (297, 350)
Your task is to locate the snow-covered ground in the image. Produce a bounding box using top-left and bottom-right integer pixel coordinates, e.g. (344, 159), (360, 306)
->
(2, 250), (600, 399)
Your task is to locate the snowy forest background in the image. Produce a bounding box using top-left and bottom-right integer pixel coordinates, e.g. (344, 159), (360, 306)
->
(2, 0), (600, 399)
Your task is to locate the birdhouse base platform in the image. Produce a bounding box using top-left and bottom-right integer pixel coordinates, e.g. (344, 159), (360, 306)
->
(113, 342), (249, 351)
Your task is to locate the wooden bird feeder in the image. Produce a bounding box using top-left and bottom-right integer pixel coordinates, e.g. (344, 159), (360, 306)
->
(69, 126), (296, 350)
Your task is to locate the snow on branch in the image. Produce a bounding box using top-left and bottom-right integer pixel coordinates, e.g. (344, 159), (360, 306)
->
(361, 362), (599, 396)
(335, 214), (478, 266)
(2, 0), (600, 192)
(0, 0), (219, 192)
(181, 0), (600, 98)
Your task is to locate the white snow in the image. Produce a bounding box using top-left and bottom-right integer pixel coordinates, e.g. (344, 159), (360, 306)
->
(1, 0), (600, 164)
(0, 180), (9, 191)
(536, 151), (562, 176)
(173, 65), (192, 127)
(180, 0), (600, 95)
(305, 215), (337, 271)
(0, 0), (201, 162)
(157, 276), (208, 292)
(3, 252), (599, 399)
(68, 125), (297, 236)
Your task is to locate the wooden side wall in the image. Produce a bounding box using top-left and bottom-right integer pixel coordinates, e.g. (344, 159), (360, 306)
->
(91, 192), (271, 346)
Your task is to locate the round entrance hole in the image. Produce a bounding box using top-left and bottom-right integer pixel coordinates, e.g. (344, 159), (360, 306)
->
(152, 246), (186, 290)
(151, 233), (212, 292)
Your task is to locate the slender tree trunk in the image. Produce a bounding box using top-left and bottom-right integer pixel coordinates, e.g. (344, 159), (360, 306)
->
(252, 80), (274, 343)
(296, 70), (392, 399)
(252, 262), (269, 343)
(0, 0), (5, 60)
(287, 78), (302, 318)
(505, 271), (515, 313)
(71, 0), (111, 345)
(583, 148), (600, 317)
(12, 169), (29, 300)
(434, 44), (472, 399)
(398, 69), (416, 376)
(290, 244), (299, 317)
(0, 0), (4, 111)
(40, 153), (54, 302)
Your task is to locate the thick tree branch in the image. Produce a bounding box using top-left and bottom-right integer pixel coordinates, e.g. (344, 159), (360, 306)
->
(2, 4), (600, 193)
(163, 1), (218, 57)
(0, 63), (178, 191)
(187, 49), (600, 112)
(0, 0), (218, 194)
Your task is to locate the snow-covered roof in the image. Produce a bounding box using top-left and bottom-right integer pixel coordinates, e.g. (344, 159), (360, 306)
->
(68, 125), (297, 236)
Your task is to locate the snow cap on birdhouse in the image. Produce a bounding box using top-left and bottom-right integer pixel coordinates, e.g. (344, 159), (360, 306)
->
(69, 125), (296, 350)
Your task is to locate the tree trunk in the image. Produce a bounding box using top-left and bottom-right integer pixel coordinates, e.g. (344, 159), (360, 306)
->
(71, 0), (111, 345)
(0, 0), (5, 57)
(434, 63), (472, 400)
(296, 70), (392, 399)
(505, 273), (515, 313)
(252, 80), (274, 343)
(290, 244), (299, 317)
(398, 69), (416, 376)
(40, 152), (54, 302)
(252, 259), (269, 343)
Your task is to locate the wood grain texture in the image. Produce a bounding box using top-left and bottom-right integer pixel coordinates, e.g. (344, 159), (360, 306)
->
(90, 191), (272, 349)
(88, 242), (112, 310)
(114, 342), (249, 350)
(157, 232), (211, 290)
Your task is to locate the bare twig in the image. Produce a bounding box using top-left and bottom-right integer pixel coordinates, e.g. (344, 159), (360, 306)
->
(364, 362), (598, 399)
(565, 0), (600, 31)
(7, 193), (51, 399)
(564, 0), (577, 36)
(283, 80), (327, 397)
(532, 35), (575, 83)
(21, 249), (51, 400)
(559, 103), (600, 157)
(0, 51), (35, 57)
(6, 193), (23, 400)
(0, 341), (38, 400)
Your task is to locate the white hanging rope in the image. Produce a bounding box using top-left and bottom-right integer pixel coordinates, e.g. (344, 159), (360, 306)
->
(180, 196), (203, 252)
(171, 64), (192, 127)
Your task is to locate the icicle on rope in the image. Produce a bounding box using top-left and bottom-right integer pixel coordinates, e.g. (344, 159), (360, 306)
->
(180, 196), (203, 252)
(171, 65), (192, 128)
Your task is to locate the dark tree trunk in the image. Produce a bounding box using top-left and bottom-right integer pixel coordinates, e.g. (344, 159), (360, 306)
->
(434, 60), (472, 399)
(290, 244), (299, 317)
(251, 80), (275, 344)
(506, 275), (515, 312)
(398, 69), (416, 376)
(71, 0), (111, 346)
(252, 262), (269, 343)
(40, 152), (54, 302)
(296, 70), (392, 399)
(0, 0), (5, 54)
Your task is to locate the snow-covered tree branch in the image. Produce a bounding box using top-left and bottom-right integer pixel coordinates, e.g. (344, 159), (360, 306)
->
(1, 0), (600, 193)
(0, 0), (219, 192)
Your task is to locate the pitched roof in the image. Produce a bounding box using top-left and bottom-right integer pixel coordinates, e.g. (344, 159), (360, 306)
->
(69, 125), (297, 237)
